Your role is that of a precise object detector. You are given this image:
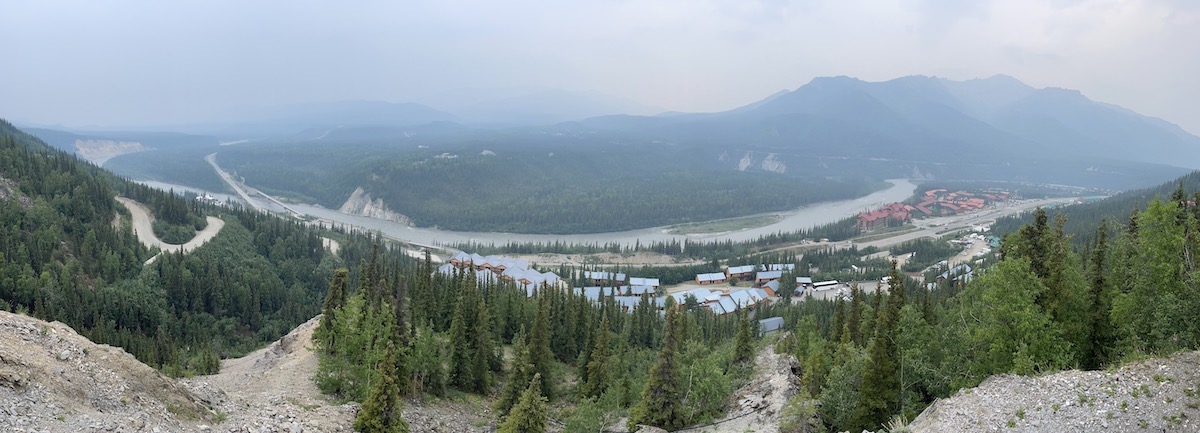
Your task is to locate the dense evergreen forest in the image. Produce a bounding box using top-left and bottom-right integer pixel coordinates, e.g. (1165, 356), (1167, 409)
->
(993, 171), (1200, 246)
(315, 250), (762, 431)
(216, 131), (882, 234)
(0, 119), (372, 376)
(448, 216), (865, 260)
(318, 180), (1200, 432)
(775, 198), (1200, 432)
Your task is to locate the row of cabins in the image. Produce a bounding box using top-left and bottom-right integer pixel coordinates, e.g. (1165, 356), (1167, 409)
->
(726, 264), (795, 279)
(574, 285), (658, 299)
(443, 252), (562, 293)
(698, 264), (796, 285)
(572, 287), (667, 312)
(450, 252), (529, 273)
(582, 271), (661, 291)
(669, 287), (772, 315)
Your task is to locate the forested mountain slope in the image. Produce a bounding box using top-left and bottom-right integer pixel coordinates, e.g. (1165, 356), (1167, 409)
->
(30, 75), (1193, 234)
(0, 119), (370, 375)
(992, 170), (1200, 245)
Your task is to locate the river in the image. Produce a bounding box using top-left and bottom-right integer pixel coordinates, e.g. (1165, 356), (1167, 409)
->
(143, 178), (916, 248)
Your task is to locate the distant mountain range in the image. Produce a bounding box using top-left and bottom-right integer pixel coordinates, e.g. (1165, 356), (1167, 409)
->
(19, 74), (1200, 210)
(580, 74), (1200, 169)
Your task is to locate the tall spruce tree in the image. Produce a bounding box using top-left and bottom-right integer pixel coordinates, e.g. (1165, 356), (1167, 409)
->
(353, 342), (411, 433)
(497, 374), (548, 433)
(316, 268), (350, 353)
(447, 288), (476, 390)
(830, 296), (846, 345)
(497, 326), (531, 415)
(1086, 222), (1114, 369)
(470, 299), (494, 393)
(847, 285), (864, 346)
(627, 297), (684, 431)
(581, 315), (613, 398)
(527, 296), (556, 400)
(851, 261), (906, 431)
(733, 304), (755, 364)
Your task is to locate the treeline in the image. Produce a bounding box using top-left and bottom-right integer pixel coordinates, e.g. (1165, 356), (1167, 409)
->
(219, 134), (882, 234)
(889, 237), (962, 273)
(367, 167), (876, 234)
(992, 172), (1200, 247)
(779, 201), (1200, 432)
(315, 249), (762, 432)
(447, 217), (863, 261)
(802, 246), (889, 282)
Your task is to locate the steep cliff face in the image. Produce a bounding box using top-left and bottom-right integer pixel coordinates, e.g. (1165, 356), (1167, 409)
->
(73, 139), (146, 166)
(760, 153), (787, 174)
(337, 187), (411, 225)
(733, 152), (788, 174)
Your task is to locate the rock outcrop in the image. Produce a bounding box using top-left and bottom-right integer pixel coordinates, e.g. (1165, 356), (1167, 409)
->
(0, 176), (33, 209)
(337, 187), (411, 224)
(73, 139), (146, 166)
(0, 311), (494, 433)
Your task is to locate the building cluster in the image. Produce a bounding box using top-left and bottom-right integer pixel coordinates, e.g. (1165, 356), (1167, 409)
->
(441, 252), (562, 293)
(915, 188), (1009, 216)
(856, 202), (914, 231)
(579, 271), (662, 290)
(571, 286), (666, 312)
(857, 189), (1011, 231)
(571, 271), (668, 312)
(668, 287), (771, 315)
(698, 263), (795, 285)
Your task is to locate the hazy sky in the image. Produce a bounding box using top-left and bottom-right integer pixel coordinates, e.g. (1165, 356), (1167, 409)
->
(3, 0), (1199, 133)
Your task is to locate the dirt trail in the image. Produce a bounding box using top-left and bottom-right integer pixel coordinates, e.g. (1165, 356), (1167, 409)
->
(115, 196), (224, 264)
(185, 316), (359, 432)
(188, 316), (492, 433)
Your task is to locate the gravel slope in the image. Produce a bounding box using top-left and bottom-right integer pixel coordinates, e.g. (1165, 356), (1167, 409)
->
(910, 351), (1200, 433)
(0, 310), (215, 432)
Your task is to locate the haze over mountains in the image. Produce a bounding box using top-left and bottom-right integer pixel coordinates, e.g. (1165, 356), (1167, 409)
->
(18, 74), (1200, 233)
(585, 74), (1200, 169)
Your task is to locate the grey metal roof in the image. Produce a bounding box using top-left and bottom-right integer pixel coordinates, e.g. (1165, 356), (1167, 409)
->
(717, 297), (738, 314)
(759, 316), (785, 333)
(756, 270), (783, 280)
(727, 265), (755, 274)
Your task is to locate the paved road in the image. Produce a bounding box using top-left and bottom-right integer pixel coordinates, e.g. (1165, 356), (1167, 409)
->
(115, 197), (224, 264)
(205, 153), (262, 212)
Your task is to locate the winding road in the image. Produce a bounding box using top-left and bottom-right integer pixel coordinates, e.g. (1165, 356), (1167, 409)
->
(115, 196), (225, 264)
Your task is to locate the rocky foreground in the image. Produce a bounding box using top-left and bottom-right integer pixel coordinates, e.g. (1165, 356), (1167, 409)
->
(0, 311), (489, 433)
(7, 306), (1198, 433)
(0, 310), (211, 432)
(910, 351), (1200, 432)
